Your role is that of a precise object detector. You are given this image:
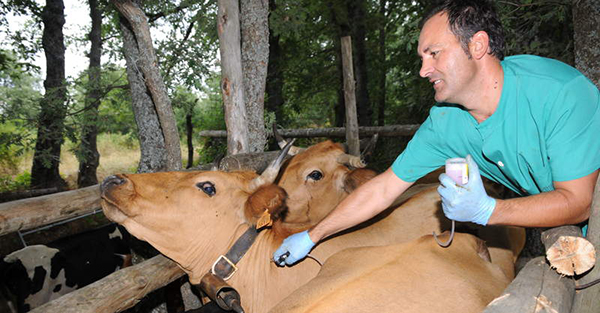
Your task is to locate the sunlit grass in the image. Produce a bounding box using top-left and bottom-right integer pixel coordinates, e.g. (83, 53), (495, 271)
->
(2, 133), (201, 190)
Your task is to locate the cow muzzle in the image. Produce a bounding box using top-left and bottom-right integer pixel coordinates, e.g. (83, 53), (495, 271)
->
(100, 175), (127, 196)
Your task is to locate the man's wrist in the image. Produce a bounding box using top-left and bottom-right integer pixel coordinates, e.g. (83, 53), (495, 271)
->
(485, 198), (502, 225)
(307, 228), (321, 244)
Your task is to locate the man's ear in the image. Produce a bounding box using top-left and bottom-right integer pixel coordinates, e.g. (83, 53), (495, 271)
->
(469, 31), (489, 60)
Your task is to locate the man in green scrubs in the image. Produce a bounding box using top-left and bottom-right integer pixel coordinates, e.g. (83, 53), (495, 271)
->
(273, 0), (600, 265)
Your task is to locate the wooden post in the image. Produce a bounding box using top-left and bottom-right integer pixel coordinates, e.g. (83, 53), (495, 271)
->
(217, 0), (249, 155)
(483, 257), (575, 313)
(572, 175), (600, 312)
(340, 36), (359, 156)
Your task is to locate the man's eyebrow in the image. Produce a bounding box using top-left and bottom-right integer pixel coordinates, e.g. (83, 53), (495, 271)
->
(417, 46), (430, 57)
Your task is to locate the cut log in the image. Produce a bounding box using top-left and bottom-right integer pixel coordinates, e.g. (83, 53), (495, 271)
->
(541, 226), (596, 276)
(483, 256), (575, 313)
(29, 254), (184, 313)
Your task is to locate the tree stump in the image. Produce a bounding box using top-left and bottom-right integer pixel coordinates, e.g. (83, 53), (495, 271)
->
(542, 226), (596, 276)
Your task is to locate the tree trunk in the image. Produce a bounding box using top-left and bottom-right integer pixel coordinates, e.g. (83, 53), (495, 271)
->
(30, 0), (68, 190)
(348, 0), (372, 126)
(241, 0), (269, 153)
(113, 0), (182, 171)
(571, 2), (600, 312)
(377, 0), (386, 126)
(77, 0), (103, 188)
(186, 112), (194, 169)
(118, 12), (167, 173)
(573, 0), (600, 89)
(217, 0), (250, 155)
(266, 0), (285, 128)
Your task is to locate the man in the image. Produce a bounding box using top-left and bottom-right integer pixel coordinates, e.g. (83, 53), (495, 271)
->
(274, 0), (600, 266)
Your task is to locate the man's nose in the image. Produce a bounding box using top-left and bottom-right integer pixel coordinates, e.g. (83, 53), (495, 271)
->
(419, 59), (433, 78)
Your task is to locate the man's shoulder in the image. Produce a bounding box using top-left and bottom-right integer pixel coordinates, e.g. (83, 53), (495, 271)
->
(429, 103), (467, 118)
(424, 104), (471, 131)
(502, 55), (582, 84)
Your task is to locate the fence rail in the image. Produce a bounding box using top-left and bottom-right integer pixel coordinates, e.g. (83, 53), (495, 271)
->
(199, 124), (421, 138)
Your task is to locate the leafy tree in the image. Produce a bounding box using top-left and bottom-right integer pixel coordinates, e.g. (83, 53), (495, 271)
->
(0, 52), (42, 175)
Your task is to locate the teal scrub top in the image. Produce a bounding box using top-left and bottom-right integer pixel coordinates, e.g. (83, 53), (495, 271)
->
(391, 55), (600, 196)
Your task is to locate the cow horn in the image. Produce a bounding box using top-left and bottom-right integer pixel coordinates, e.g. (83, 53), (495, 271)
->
(337, 154), (366, 168)
(248, 138), (295, 191)
(211, 154), (225, 171)
(338, 134), (378, 168)
(359, 133), (378, 165)
(272, 123), (305, 156)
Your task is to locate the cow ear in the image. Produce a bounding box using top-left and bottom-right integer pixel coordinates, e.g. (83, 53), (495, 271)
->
(244, 184), (288, 227)
(343, 168), (377, 193)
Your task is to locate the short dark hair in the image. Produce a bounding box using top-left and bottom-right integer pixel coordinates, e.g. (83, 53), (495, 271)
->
(420, 0), (505, 60)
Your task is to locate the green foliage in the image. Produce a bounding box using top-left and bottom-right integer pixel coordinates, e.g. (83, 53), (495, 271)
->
(192, 73), (227, 164)
(498, 1), (573, 64)
(0, 171), (31, 192)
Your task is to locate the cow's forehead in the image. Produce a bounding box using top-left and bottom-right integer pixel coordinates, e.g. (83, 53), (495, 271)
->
(130, 170), (258, 188)
(288, 140), (345, 165)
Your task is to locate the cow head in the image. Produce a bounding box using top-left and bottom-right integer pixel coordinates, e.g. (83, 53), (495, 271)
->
(275, 139), (377, 235)
(100, 145), (292, 283)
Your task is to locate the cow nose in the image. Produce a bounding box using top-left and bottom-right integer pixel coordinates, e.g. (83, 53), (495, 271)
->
(101, 175), (126, 193)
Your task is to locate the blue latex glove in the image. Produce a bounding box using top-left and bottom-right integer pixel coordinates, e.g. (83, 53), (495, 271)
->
(273, 230), (315, 266)
(437, 155), (496, 225)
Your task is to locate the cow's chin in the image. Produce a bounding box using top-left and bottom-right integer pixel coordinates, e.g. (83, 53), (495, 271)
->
(101, 201), (129, 224)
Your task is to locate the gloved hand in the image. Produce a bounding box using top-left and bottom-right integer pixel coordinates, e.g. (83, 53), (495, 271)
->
(437, 155), (496, 225)
(273, 230), (315, 266)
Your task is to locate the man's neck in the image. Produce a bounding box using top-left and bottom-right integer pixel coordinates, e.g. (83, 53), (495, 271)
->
(465, 61), (504, 124)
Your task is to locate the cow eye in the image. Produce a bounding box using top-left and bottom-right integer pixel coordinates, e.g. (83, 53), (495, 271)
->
(307, 170), (323, 181)
(196, 181), (216, 196)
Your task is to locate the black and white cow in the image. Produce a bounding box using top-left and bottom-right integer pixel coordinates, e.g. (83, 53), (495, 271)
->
(0, 223), (132, 312)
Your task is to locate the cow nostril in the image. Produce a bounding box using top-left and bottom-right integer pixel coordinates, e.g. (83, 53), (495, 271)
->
(101, 175), (126, 192)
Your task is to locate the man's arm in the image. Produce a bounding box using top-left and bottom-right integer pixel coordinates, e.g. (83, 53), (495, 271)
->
(488, 169), (599, 227)
(308, 167), (414, 242)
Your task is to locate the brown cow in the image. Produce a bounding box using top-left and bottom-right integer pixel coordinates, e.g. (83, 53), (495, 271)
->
(100, 140), (524, 313)
(269, 232), (511, 313)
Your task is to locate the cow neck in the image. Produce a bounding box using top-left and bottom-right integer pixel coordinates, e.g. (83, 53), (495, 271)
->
(192, 222), (272, 313)
(210, 224), (259, 280)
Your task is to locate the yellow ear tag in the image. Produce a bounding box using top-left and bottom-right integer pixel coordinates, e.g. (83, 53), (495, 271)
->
(256, 209), (273, 229)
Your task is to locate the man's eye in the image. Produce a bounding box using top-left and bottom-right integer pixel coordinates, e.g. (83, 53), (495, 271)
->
(196, 181), (216, 196)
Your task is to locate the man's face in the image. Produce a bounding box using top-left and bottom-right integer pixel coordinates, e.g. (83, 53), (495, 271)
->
(418, 13), (476, 104)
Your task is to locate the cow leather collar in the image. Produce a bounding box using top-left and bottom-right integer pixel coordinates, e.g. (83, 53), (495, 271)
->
(211, 226), (259, 280)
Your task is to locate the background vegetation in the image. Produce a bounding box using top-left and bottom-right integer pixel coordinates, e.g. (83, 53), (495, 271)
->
(0, 0), (575, 193)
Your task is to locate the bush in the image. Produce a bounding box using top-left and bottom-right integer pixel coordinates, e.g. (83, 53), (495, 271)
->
(0, 171), (31, 193)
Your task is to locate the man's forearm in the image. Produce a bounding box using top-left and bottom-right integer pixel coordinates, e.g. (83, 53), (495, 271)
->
(308, 168), (412, 242)
(488, 190), (590, 227)
(488, 170), (598, 227)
